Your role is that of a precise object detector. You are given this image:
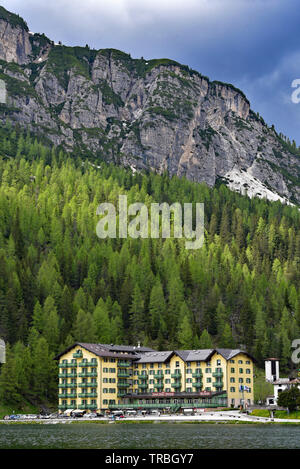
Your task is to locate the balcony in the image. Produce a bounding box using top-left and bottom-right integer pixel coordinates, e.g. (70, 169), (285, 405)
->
(73, 351), (83, 358)
(118, 362), (131, 367)
(153, 373), (164, 379)
(118, 372), (131, 378)
(213, 381), (223, 389)
(154, 383), (164, 389)
(78, 382), (96, 388)
(138, 383), (148, 389)
(58, 383), (77, 388)
(58, 404), (77, 410)
(171, 382), (181, 389)
(192, 372), (203, 378)
(212, 371), (223, 378)
(78, 361), (97, 367)
(78, 392), (97, 398)
(78, 404), (97, 410)
(59, 362), (77, 368)
(78, 372), (97, 377)
(58, 372), (77, 378)
(138, 374), (148, 379)
(118, 392), (128, 398)
(118, 382), (129, 388)
(192, 382), (202, 389)
(171, 372), (181, 378)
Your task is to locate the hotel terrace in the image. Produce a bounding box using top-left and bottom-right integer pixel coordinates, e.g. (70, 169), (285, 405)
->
(55, 343), (255, 413)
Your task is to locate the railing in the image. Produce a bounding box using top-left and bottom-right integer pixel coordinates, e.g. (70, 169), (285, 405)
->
(118, 372), (131, 378)
(192, 382), (202, 388)
(118, 382), (129, 388)
(78, 404), (97, 410)
(153, 373), (164, 379)
(171, 383), (181, 388)
(73, 352), (83, 358)
(212, 371), (223, 378)
(58, 383), (77, 388)
(58, 404), (77, 410)
(118, 362), (131, 367)
(138, 383), (148, 389)
(78, 382), (97, 388)
(78, 372), (97, 377)
(192, 372), (203, 378)
(78, 392), (97, 398)
(58, 373), (77, 378)
(59, 362), (78, 368)
(78, 361), (97, 367)
(213, 382), (223, 388)
(171, 372), (181, 378)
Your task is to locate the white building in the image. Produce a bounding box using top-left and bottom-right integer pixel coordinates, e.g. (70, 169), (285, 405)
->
(265, 358), (300, 405)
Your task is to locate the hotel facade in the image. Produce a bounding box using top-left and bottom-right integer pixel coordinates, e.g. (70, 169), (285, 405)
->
(55, 343), (255, 413)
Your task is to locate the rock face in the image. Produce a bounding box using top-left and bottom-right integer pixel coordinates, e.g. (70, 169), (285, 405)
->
(0, 6), (300, 204)
(0, 8), (31, 64)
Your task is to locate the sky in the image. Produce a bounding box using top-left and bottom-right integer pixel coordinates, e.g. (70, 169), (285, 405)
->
(2, 0), (300, 145)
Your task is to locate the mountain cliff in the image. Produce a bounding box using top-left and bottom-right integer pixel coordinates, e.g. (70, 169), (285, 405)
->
(0, 6), (300, 204)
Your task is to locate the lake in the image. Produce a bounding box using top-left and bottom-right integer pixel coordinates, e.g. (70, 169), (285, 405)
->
(1, 423), (300, 449)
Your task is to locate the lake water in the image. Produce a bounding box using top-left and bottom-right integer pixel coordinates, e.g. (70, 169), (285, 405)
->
(0, 423), (300, 449)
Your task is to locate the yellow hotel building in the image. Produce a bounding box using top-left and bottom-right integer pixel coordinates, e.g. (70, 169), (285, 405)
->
(55, 343), (255, 413)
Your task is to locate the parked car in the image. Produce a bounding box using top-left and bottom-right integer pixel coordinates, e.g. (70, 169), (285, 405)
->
(9, 414), (20, 420)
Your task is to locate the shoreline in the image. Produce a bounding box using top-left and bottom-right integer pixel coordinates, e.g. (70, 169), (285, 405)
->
(1, 412), (300, 425)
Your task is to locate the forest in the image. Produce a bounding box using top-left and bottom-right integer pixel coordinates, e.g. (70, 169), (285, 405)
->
(0, 120), (300, 408)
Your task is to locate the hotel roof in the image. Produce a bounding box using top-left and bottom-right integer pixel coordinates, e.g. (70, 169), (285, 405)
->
(135, 351), (174, 363)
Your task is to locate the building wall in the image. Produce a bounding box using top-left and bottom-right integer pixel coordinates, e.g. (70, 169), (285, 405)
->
(57, 347), (255, 412)
(226, 352), (254, 406)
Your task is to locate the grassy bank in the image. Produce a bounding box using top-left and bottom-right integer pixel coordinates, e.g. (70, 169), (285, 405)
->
(251, 409), (300, 419)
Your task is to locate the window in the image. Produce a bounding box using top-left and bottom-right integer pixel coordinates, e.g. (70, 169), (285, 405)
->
(238, 360), (243, 364)
(230, 378), (235, 383)
(196, 361), (201, 366)
(207, 378), (211, 383)
(230, 359), (235, 363)
(109, 368), (116, 373)
(239, 368), (243, 374)
(239, 378), (243, 383)
(186, 378), (192, 383)
(187, 362), (191, 367)
(246, 369), (251, 374)
(230, 387), (235, 392)
(205, 368), (211, 373)
(165, 379), (171, 384)
(176, 361), (180, 367)
(103, 368), (108, 373)
(246, 378), (251, 383)
(165, 369), (170, 374)
(216, 359), (221, 366)
(186, 368), (192, 374)
(231, 368), (235, 373)
(207, 362), (211, 366)
(158, 363), (162, 368)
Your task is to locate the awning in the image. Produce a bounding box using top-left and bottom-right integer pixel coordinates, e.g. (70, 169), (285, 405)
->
(72, 409), (85, 414)
(63, 409), (74, 414)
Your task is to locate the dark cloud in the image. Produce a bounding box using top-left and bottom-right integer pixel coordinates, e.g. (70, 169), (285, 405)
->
(2, 0), (300, 143)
